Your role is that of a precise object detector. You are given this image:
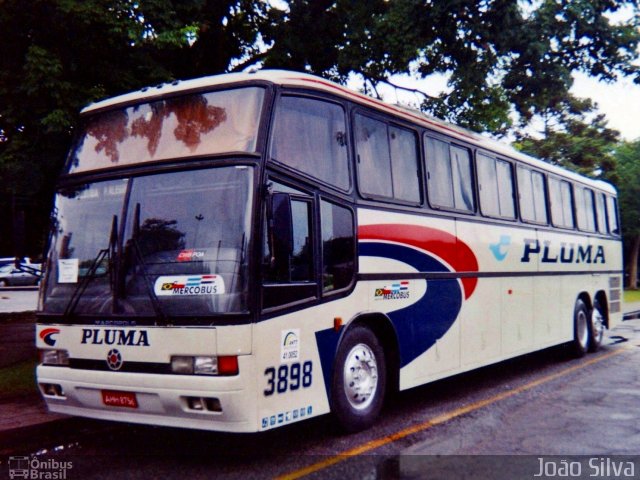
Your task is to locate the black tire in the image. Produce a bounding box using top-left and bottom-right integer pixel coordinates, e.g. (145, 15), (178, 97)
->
(588, 300), (605, 352)
(571, 299), (590, 357)
(330, 325), (387, 433)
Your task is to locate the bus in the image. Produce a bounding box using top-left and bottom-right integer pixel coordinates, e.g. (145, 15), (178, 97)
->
(36, 70), (623, 433)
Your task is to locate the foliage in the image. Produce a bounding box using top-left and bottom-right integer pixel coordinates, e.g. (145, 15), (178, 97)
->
(624, 289), (640, 303)
(1, 0), (639, 257)
(612, 140), (640, 289)
(262, 0), (640, 134)
(513, 96), (620, 177)
(614, 141), (640, 237)
(0, 0), (270, 256)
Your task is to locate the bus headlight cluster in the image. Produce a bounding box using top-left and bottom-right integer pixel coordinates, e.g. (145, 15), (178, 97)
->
(170, 355), (238, 376)
(39, 349), (70, 366)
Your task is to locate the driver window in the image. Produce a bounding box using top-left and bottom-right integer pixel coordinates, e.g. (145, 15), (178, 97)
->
(262, 182), (316, 310)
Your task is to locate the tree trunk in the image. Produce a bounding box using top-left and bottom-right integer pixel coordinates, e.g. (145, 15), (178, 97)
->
(628, 235), (640, 290)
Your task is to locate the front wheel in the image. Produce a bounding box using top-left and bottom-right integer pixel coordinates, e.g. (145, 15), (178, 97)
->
(331, 325), (386, 433)
(0, 279), (7, 287)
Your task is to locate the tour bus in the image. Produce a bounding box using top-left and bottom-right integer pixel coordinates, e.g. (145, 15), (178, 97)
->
(36, 70), (623, 433)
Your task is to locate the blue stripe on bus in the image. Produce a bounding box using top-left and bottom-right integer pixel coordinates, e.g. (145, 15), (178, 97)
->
(315, 241), (463, 399)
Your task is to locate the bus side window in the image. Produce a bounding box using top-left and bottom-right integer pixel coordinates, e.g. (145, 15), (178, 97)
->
(270, 96), (350, 191)
(354, 115), (421, 204)
(321, 200), (355, 293)
(517, 167), (548, 224)
(477, 153), (515, 219)
(424, 136), (474, 212)
(605, 195), (620, 235)
(575, 186), (596, 232)
(595, 193), (607, 234)
(549, 177), (574, 229)
(262, 193), (317, 310)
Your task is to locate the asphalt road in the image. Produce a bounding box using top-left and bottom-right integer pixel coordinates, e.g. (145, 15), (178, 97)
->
(5, 319), (640, 480)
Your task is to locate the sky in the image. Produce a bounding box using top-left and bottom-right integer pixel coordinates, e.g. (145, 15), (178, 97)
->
(358, 71), (640, 142)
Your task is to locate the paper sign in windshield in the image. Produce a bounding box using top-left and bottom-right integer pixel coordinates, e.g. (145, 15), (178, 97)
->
(154, 275), (225, 296)
(58, 259), (79, 283)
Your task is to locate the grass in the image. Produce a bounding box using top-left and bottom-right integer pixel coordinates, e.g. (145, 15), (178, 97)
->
(0, 359), (38, 400)
(624, 289), (640, 304)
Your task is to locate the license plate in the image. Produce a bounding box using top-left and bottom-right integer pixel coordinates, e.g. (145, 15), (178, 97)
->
(102, 390), (138, 409)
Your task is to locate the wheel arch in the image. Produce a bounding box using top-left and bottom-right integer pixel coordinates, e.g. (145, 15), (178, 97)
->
(345, 312), (400, 396)
(577, 291), (593, 313)
(593, 290), (610, 329)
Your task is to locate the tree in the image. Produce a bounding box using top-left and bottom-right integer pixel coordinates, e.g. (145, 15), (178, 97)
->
(0, 0), (269, 257)
(612, 141), (640, 289)
(262, 0), (640, 134)
(1, 0), (639, 257)
(513, 96), (620, 178)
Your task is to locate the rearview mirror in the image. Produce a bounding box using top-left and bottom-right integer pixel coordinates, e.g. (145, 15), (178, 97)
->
(270, 192), (293, 257)
(267, 192), (293, 277)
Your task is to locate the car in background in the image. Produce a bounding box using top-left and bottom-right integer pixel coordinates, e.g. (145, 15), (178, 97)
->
(0, 263), (42, 287)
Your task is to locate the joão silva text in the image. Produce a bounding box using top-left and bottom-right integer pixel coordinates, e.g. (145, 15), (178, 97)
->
(534, 457), (635, 477)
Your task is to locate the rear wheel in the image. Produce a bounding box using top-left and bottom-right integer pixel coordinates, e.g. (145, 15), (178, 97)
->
(571, 299), (590, 357)
(331, 325), (386, 433)
(0, 279), (7, 287)
(588, 300), (605, 352)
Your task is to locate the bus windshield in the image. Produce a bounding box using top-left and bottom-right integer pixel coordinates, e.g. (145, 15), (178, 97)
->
(67, 87), (265, 174)
(42, 165), (254, 318)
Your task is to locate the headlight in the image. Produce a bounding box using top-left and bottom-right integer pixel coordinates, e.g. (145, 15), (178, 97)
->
(170, 355), (238, 376)
(39, 349), (70, 366)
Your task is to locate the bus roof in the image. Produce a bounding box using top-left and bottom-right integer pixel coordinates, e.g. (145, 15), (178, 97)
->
(81, 70), (616, 195)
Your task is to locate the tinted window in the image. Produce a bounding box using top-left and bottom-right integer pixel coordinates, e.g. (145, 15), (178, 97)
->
(389, 126), (421, 202)
(575, 186), (596, 232)
(595, 193), (607, 234)
(321, 200), (355, 292)
(549, 177), (574, 228)
(517, 167), (547, 224)
(355, 115), (393, 197)
(606, 196), (619, 234)
(270, 96), (349, 190)
(355, 115), (420, 203)
(477, 153), (515, 219)
(425, 136), (474, 212)
(70, 87), (265, 174)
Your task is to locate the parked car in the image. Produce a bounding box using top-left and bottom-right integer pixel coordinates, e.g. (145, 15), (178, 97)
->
(0, 264), (41, 287)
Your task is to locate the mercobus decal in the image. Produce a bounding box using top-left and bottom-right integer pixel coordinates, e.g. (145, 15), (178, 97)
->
(81, 329), (150, 347)
(521, 239), (605, 264)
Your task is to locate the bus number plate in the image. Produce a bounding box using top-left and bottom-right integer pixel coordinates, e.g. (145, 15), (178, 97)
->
(102, 390), (138, 409)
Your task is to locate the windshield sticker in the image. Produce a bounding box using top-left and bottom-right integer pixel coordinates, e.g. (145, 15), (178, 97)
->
(177, 249), (206, 262)
(58, 259), (79, 283)
(153, 275), (225, 296)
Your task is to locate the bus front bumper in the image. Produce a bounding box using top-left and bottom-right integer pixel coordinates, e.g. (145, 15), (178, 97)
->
(36, 359), (258, 433)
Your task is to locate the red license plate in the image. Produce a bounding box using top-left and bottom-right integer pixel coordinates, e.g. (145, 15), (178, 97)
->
(102, 390), (138, 409)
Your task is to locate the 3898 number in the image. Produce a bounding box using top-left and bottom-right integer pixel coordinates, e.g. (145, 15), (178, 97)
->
(264, 361), (312, 396)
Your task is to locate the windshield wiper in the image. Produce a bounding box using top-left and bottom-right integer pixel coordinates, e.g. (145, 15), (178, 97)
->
(64, 215), (118, 318)
(128, 203), (167, 324)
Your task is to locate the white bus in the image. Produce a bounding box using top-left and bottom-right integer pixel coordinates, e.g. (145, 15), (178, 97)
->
(36, 70), (623, 433)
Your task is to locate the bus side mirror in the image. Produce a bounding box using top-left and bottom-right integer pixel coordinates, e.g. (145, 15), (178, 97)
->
(270, 192), (294, 259)
(266, 192), (294, 280)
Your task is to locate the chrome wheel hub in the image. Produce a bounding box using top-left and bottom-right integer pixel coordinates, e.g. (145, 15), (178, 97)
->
(592, 308), (605, 344)
(343, 343), (378, 410)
